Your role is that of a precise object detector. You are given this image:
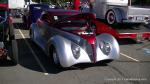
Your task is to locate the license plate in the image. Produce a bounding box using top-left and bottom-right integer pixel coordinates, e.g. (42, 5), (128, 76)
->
(136, 16), (144, 21)
(136, 33), (143, 42)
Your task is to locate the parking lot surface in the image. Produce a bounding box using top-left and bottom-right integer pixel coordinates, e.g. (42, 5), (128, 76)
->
(0, 19), (150, 84)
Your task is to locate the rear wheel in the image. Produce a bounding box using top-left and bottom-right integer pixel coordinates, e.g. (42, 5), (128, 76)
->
(106, 10), (116, 25)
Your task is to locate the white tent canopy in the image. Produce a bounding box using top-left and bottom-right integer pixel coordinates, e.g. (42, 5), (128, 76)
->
(8, 0), (25, 9)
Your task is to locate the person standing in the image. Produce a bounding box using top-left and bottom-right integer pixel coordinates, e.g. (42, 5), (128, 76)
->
(88, 0), (95, 12)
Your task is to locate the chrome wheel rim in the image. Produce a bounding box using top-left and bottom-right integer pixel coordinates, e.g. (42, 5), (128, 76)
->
(107, 11), (115, 24)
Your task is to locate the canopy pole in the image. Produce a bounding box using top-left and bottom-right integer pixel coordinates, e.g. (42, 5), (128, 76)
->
(73, 0), (80, 10)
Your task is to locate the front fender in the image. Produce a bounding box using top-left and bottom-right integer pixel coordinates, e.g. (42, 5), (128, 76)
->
(47, 35), (75, 67)
(96, 33), (120, 61)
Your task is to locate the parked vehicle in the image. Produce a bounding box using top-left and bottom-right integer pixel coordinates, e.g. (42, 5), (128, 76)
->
(29, 5), (120, 67)
(93, 0), (150, 25)
(0, 3), (16, 63)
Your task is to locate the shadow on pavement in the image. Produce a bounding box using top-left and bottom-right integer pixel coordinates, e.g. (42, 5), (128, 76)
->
(117, 38), (137, 45)
(17, 38), (108, 74)
(13, 23), (29, 30)
(0, 40), (18, 67)
(0, 60), (16, 67)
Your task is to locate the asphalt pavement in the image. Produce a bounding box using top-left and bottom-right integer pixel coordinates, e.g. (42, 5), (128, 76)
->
(0, 19), (150, 84)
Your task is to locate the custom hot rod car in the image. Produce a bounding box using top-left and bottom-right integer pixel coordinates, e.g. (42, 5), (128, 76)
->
(30, 7), (120, 67)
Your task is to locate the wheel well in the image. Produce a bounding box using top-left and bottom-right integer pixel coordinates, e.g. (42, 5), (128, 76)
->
(49, 44), (55, 56)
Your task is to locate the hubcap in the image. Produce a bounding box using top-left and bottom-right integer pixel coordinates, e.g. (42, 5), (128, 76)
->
(107, 11), (115, 24)
(109, 13), (115, 22)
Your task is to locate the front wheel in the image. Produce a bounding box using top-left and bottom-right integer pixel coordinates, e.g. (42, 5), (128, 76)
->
(52, 48), (60, 66)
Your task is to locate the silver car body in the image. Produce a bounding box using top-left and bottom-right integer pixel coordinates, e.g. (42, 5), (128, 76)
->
(30, 11), (120, 67)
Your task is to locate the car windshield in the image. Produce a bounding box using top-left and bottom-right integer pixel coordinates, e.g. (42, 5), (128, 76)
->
(57, 19), (96, 35)
(131, 0), (150, 7)
(59, 19), (88, 31)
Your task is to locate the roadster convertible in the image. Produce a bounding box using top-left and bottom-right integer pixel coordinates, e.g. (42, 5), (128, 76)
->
(30, 7), (120, 67)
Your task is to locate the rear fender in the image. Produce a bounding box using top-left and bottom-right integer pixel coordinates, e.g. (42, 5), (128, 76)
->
(109, 8), (126, 23)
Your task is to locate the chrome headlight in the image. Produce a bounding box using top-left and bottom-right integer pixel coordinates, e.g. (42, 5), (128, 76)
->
(99, 41), (111, 55)
(71, 43), (80, 59)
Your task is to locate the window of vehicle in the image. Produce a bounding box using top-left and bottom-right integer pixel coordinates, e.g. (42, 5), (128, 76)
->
(131, 0), (150, 7)
(59, 19), (87, 30)
(57, 19), (96, 33)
